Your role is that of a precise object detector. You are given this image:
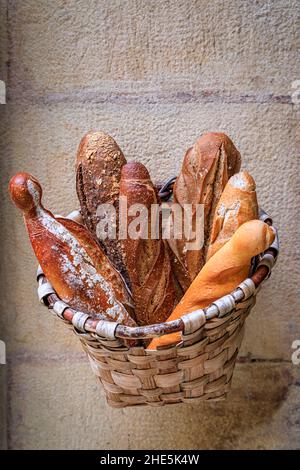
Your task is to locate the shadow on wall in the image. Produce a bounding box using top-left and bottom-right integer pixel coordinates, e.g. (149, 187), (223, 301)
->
(116, 363), (295, 449)
(6, 352), (295, 449)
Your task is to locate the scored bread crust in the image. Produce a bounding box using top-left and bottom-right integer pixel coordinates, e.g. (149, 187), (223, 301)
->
(9, 172), (136, 327)
(57, 216), (134, 315)
(168, 132), (241, 291)
(76, 131), (129, 286)
(148, 220), (275, 350)
(119, 162), (176, 326)
(206, 171), (258, 260)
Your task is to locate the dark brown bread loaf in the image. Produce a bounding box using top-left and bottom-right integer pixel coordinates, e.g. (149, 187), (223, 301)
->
(9, 173), (136, 326)
(168, 132), (241, 291)
(119, 162), (176, 326)
(76, 131), (129, 286)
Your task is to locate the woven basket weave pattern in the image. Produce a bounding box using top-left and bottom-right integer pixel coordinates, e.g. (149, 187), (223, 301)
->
(78, 297), (254, 407)
(37, 207), (278, 408)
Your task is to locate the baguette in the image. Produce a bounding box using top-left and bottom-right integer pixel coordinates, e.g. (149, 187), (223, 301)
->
(148, 220), (275, 349)
(9, 173), (136, 327)
(76, 131), (129, 285)
(168, 132), (241, 291)
(206, 171), (258, 260)
(119, 162), (176, 326)
(56, 216), (134, 315)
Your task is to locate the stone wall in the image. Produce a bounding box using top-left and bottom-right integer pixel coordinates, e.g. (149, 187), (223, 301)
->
(0, 0), (299, 449)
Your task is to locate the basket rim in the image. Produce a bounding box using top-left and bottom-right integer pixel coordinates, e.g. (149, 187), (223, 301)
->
(37, 209), (279, 341)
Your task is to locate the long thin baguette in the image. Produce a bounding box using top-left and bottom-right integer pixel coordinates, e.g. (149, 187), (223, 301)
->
(148, 220), (275, 349)
(9, 172), (136, 327)
(120, 162), (176, 326)
(76, 131), (129, 285)
(168, 132), (241, 291)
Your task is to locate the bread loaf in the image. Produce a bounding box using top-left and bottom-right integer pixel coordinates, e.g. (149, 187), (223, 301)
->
(76, 131), (129, 285)
(56, 216), (134, 315)
(148, 220), (275, 349)
(119, 162), (176, 326)
(206, 171), (258, 260)
(168, 132), (241, 291)
(9, 173), (136, 326)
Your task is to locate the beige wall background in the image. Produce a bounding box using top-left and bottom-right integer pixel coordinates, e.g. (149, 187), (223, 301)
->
(0, 0), (300, 450)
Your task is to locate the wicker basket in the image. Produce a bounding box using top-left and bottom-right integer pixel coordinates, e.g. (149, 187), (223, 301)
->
(36, 205), (279, 408)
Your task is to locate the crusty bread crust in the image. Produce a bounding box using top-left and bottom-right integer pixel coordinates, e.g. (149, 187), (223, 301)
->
(206, 171), (258, 260)
(148, 220), (275, 349)
(168, 132), (241, 291)
(120, 162), (176, 326)
(9, 172), (136, 327)
(76, 131), (129, 285)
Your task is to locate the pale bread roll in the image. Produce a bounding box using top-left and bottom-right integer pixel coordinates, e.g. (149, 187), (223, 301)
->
(206, 171), (258, 260)
(148, 220), (275, 349)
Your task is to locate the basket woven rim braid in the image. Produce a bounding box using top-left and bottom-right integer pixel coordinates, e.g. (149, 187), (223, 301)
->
(36, 203), (279, 344)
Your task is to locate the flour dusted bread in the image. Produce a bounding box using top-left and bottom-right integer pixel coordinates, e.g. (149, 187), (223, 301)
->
(148, 220), (275, 349)
(119, 162), (176, 326)
(9, 172), (136, 326)
(206, 171), (258, 260)
(168, 132), (241, 291)
(76, 131), (129, 285)
(56, 216), (134, 314)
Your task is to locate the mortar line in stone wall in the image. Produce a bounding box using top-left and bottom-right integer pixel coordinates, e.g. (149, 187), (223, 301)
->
(7, 88), (293, 106)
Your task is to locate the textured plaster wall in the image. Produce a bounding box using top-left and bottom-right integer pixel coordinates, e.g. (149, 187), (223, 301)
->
(0, 0), (299, 450)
